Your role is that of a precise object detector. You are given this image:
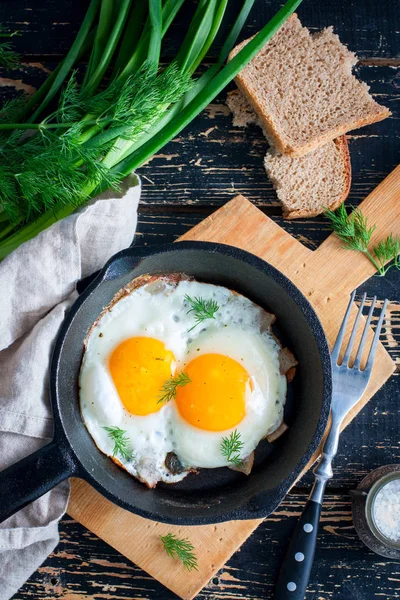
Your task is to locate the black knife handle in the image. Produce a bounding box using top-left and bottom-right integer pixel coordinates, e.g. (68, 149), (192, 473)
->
(275, 499), (322, 599)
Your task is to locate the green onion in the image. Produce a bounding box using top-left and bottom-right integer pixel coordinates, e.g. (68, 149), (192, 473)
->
(147, 0), (163, 69)
(28, 0), (100, 123)
(80, 0), (132, 96)
(114, 0), (302, 174)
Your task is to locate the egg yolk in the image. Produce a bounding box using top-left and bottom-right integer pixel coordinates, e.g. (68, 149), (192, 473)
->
(176, 353), (249, 431)
(109, 337), (175, 416)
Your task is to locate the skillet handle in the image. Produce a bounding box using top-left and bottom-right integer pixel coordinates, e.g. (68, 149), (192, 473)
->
(0, 441), (77, 524)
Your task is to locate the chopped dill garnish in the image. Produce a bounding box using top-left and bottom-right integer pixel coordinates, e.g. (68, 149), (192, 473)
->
(158, 371), (191, 404)
(103, 426), (134, 462)
(160, 533), (198, 571)
(220, 429), (244, 466)
(185, 294), (219, 332)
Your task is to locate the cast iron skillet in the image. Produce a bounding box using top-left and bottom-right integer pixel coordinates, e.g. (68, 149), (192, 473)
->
(0, 242), (331, 525)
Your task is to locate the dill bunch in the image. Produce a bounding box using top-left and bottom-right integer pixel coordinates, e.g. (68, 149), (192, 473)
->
(0, 0), (303, 259)
(0, 63), (191, 225)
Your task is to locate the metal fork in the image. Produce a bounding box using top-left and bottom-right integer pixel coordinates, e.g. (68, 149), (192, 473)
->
(275, 290), (389, 600)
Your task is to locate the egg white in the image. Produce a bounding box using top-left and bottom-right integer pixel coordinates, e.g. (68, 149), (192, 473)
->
(171, 325), (286, 468)
(79, 277), (288, 486)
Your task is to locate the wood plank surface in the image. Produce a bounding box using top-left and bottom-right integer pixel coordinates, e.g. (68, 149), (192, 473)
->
(15, 491), (400, 600)
(2, 0), (399, 59)
(4, 0), (400, 598)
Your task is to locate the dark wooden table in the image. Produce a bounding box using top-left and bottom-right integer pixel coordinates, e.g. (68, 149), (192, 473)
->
(2, 1), (399, 598)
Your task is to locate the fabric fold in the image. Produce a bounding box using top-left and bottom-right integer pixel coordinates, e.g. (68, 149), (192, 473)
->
(0, 174), (140, 600)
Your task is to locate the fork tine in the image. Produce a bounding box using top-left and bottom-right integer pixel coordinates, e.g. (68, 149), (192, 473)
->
(353, 296), (377, 369)
(331, 290), (356, 364)
(342, 293), (367, 366)
(364, 299), (389, 372)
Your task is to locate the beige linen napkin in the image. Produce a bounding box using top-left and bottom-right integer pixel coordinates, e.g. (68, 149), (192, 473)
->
(0, 175), (141, 600)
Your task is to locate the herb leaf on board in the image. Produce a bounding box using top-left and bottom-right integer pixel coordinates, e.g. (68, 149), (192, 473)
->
(160, 533), (198, 571)
(324, 204), (400, 276)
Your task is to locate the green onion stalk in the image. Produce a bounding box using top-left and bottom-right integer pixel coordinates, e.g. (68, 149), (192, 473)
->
(0, 0), (303, 259)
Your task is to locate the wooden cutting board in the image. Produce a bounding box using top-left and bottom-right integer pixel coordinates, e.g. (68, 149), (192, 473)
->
(68, 165), (400, 600)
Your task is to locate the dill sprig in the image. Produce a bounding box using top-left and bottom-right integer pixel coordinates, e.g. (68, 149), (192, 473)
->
(220, 430), (244, 466)
(185, 294), (220, 332)
(160, 533), (198, 571)
(158, 371), (191, 404)
(0, 95), (29, 124)
(0, 26), (21, 70)
(0, 42), (20, 70)
(103, 426), (134, 462)
(373, 233), (400, 275)
(325, 204), (400, 277)
(325, 204), (376, 252)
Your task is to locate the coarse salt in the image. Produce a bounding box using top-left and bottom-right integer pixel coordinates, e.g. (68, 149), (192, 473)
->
(373, 479), (400, 542)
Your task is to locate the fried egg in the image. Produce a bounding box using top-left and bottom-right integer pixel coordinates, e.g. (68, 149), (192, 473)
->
(79, 274), (293, 487)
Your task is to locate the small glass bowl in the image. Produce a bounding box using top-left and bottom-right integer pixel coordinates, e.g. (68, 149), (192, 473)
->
(365, 471), (400, 549)
(352, 464), (400, 559)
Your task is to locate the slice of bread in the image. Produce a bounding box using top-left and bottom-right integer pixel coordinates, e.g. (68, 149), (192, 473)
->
(227, 88), (351, 219)
(229, 14), (390, 157)
(264, 136), (351, 219)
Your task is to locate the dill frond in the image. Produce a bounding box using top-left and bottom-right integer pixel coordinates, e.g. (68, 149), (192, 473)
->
(185, 294), (220, 332)
(352, 208), (376, 250)
(0, 94), (29, 124)
(220, 430), (244, 466)
(324, 204), (384, 274)
(373, 234), (400, 275)
(57, 71), (85, 123)
(0, 41), (20, 70)
(0, 163), (19, 223)
(160, 533), (198, 571)
(324, 204), (375, 252)
(103, 426), (134, 462)
(158, 371), (191, 404)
